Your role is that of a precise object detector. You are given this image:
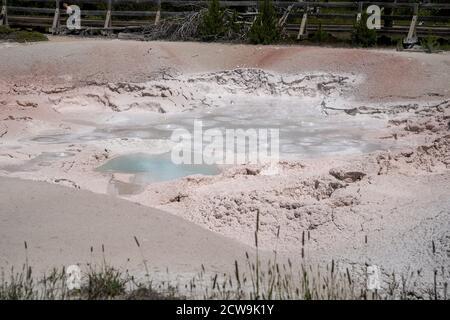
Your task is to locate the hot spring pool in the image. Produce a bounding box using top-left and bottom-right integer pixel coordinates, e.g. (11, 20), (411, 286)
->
(96, 152), (221, 183)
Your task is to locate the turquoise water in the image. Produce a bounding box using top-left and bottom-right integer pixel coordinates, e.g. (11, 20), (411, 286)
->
(96, 152), (220, 183)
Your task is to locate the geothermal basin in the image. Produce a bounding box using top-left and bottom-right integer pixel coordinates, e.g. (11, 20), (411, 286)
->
(1, 39), (449, 297)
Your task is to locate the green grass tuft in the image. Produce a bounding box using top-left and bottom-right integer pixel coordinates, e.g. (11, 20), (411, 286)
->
(0, 26), (48, 43)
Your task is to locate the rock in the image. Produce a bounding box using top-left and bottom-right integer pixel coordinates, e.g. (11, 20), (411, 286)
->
(405, 124), (422, 133)
(169, 193), (188, 203)
(16, 100), (38, 108)
(329, 169), (366, 183)
(401, 151), (414, 158)
(245, 168), (260, 176)
(3, 115), (32, 121)
(52, 178), (80, 189)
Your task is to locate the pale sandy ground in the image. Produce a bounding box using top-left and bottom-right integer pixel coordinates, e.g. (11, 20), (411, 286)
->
(1, 37), (449, 101)
(0, 176), (253, 279)
(1, 38), (450, 296)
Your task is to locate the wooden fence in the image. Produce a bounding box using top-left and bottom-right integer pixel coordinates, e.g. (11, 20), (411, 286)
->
(1, 1), (450, 39)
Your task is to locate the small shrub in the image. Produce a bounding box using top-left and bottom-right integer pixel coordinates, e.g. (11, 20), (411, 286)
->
(351, 13), (377, 47)
(126, 285), (181, 300)
(11, 31), (48, 43)
(200, 0), (225, 40)
(0, 27), (48, 43)
(82, 265), (127, 299)
(229, 10), (242, 35)
(248, 0), (280, 45)
(421, 33), (440, 53)
(377, 35), (394, 46)
(0, 25), (13, 35)
(311, 24), (329, 43)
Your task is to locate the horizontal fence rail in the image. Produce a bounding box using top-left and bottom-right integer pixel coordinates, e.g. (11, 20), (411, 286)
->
(5, 0), (450, 9)
(1, 1), (450, 38)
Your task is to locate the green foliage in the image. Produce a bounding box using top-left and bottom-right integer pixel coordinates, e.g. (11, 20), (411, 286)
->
(396, 38), (404, 51)
(83, 265), (127, 299)
(351, 13), (377, 48)
(0, 26), (48, 43)
(200, 0), (225, 40)
(0, 25), (13, 35)
(249, 0), (280, 45)
(1, 250), (448, 300)
(421, 33), (440, 53)
(11, 31), (48, 43)
(229, 9), (242, 35)
(311, 24), (329, 43)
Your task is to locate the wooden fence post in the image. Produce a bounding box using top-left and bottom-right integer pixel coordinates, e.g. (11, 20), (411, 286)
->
(104, 0), (112, 29)
(154, 0), (161, 25)
(278, 4), (293, 28)
(51, 0), (61, 34)
(404, 3), (419, 45)
(297, 5), (308, 40)
(1, 0), (8, 26)
(356, 1), (363, 23)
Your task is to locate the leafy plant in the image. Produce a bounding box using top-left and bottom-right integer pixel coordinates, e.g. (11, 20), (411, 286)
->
(0, 25), (13, 35)
(11, 31), (48, 43)
(248, 0), (280, 45)
(421, 33), (440, 53)
(199, 0), (225, 40)
(82, 264), (127, 299)
(229, 9), (242, 35)
(0, 26), (48, 43)
(311, 23), (329, 43)
(351, 13), (377, 47)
